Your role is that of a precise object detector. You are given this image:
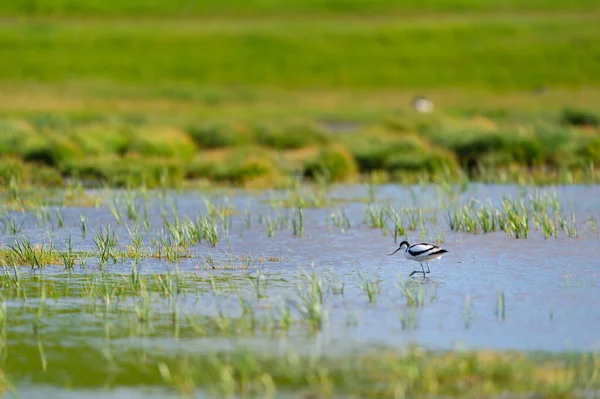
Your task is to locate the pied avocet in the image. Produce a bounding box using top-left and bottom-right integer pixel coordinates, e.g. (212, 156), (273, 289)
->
(388, 241), (448, 278)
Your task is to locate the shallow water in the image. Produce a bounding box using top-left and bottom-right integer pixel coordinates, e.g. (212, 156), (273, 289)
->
(1, 183), (599, 396)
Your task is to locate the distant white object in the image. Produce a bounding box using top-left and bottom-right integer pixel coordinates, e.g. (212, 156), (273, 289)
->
(412, 96), (434, 113)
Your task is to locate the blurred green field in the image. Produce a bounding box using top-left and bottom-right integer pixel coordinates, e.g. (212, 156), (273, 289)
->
(1, 14), (599, 90)
(4, 0), (600, 16)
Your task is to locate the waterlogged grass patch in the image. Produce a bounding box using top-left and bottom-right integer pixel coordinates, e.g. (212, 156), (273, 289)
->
(447, 191), (580, 239)
(0, 244), (82, 268)
(0, 186), (102, 211)
(3, 342), (598, 397)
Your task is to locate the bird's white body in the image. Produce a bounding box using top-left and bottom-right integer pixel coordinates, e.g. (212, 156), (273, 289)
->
(389, 241), (448, 277)
(403, 243), (447, 262)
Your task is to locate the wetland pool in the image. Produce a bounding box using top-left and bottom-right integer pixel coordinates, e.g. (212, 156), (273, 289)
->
(1, 183), (599, 397)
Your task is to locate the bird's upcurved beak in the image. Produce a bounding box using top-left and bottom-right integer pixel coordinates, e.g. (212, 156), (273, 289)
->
(388, 247), (401, 256)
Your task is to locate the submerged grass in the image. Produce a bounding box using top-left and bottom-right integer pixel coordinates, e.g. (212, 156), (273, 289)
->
(6, 342), (600, 398)
(2, 237), (83, 268)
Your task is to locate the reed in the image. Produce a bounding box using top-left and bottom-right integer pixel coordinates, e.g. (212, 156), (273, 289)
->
(358, 273), (380, 303)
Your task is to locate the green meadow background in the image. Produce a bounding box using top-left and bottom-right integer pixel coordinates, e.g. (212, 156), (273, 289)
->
(1, 0), (599, 187)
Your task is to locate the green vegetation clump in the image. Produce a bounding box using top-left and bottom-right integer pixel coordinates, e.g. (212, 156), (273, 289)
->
(211, 147), (284, 186)
(580, 136), (600, 162)
(64, 155), (188, 188)
(187, 120), (329, 151)
(303, 144), (358, 182)
(127, 126), (197, 159)
(341, 127), (461, 179)
(561, 108), (599, 127)
(255, 121), (329, 150)
(0, 113), (598, 187)
(428, 129), (544, 169)
(187, 122), (255, 149)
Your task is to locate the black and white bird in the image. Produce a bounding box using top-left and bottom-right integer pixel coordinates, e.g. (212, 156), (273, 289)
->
(388, 241), (448, 278)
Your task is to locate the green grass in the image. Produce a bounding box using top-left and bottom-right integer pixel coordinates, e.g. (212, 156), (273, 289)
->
(2, 0), (600, 16)
(1, 14), (599, 90)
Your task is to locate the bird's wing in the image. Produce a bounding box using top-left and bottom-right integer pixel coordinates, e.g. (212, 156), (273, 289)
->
(408, 243), (437, 256)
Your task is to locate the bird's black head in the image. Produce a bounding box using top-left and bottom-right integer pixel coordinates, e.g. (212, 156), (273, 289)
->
(388, 240), (410, 256)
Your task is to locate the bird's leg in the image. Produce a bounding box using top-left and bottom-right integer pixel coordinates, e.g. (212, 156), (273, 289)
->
(409, 263), (427, 278)
(426, 262), (431, 273)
